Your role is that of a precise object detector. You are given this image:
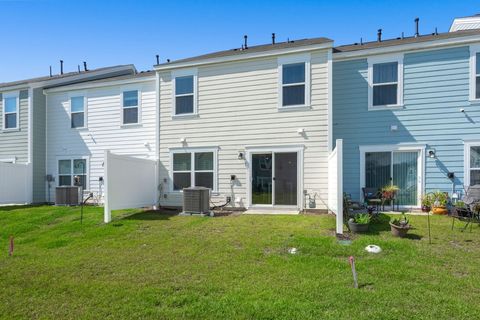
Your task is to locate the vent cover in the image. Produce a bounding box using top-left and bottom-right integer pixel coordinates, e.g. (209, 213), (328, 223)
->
(182, 187), (210, 214)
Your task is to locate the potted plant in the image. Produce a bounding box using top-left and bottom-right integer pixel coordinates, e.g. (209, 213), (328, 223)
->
(389, 212), (411, 237)
(348, 213), (371, 233)
(381, 185), (399, 205)
(431, 191), (449, 215)
(421, 193), (433, 212)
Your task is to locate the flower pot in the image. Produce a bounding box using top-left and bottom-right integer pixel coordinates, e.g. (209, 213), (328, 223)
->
(432, 206), (448, 215)
(390, 223), (410, 238)
(348, 221), (369, 233)
(421, 205), (431, 213)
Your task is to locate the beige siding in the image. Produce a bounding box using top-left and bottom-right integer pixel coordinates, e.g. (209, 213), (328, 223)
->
(46, 80), (157, 203)
(158, 50), (330, 209)
(0, 90), (29, 163)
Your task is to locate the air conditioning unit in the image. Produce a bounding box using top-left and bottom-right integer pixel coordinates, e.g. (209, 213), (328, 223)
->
(182, 187), (211, 216)
(55, 186), (81, 206)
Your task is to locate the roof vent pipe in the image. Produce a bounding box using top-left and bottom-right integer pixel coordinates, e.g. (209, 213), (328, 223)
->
(377, 29), (382, 42)
(77, 65), (81, 73)
(360, 37), (363, 45)
(60, 60), (64, 75)
(156, 54), (159, 65)
(272, 33), (276, 45)
(83, 61), (88, 71)
(415, 17), (420, 37)
(244, 35), (248, 49)
(49, 66), (52, 77)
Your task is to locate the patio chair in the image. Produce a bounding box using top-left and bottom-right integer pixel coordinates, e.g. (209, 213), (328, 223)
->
(362, 187), (382, 214)
(452, 185), (480, 232)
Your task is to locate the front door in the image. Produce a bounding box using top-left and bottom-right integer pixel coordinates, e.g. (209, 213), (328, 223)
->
(251, 152), (298, 206)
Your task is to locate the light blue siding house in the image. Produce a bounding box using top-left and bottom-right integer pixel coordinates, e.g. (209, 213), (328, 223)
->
(333, 18), (480, 207)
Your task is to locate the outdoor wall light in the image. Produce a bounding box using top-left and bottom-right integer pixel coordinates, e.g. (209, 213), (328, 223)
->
(297, 128), (305, 134)
(237, 151), (245, 160)
(428, 150), (436, 158)
(180, 137), (186, 143)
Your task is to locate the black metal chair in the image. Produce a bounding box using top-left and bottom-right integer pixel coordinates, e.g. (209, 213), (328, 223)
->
(452, 185), (480, 232)
(362, 187), (382, 214)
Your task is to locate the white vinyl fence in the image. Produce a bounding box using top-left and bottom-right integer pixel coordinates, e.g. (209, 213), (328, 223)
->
(328, 139), (343, 234)
(0, 162), (32, 205)
(104, 150), (158, 223)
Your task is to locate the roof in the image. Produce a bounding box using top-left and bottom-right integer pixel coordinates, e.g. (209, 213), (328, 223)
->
(334, 29), (480, 53)
(0, 64), (136, 90)
(155, 37), (333, 68)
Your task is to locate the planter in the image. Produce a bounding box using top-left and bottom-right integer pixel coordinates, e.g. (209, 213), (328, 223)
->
(348, 221), (369, 233)
(421, 205), (431, 213)
(390, 223), (410, 238)
(432, 206), (448, 215)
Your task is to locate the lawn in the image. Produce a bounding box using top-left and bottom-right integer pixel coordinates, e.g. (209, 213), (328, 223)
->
(1, 206), (479, 319)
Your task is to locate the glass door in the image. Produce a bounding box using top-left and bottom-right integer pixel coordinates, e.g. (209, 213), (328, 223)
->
(365, 152), (391, 189)
(274, 152), (298, 205)
(251, 153), (273, 205)
(393, 152), (418, 206)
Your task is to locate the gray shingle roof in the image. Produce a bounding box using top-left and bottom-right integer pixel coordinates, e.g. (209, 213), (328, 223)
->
(0, 64), (136, 89)
(334, 29), (480, 53)
(156, 37), (333, 67)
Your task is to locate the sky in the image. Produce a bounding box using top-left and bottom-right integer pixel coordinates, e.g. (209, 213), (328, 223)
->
(0, 0), (479, 82)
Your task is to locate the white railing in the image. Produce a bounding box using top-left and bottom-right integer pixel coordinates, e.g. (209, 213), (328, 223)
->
(328, 139), (343, 234)
(103, 150), (158, 223)
(0, 162), (32, 205)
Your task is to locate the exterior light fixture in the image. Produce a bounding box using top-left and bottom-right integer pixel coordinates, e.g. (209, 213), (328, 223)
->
(238, 151), (244, 160)
(428, 150), (435, 158)
(180, 137), (186, 143)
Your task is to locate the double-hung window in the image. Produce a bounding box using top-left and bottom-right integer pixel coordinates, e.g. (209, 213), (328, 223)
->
(173, 70), (197, 116)
(71, 96), (85, 128)
(470, 46), (480, 101)
(279, 55), (310, 108)
(58, 158), (87, 189)
(172, 149), (216, 191)
(2, 94), (19, 130)
(368, 56), (403, 109)
(122, 90), (139, 124)
(476, 53), (480, 99)
(470, 145), (480, 186)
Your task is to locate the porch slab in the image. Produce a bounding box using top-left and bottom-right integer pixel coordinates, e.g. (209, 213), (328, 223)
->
(243, 208), (300, 215)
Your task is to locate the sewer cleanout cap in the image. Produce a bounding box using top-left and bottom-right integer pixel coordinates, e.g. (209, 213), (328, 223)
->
(365, 245), (382, 253)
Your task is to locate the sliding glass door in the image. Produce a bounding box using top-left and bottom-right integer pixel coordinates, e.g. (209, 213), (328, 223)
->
(365, 151), (419, 206)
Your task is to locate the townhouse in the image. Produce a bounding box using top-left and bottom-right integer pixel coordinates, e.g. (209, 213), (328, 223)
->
(333, 15), (480, 206)
(0, 65), (136, 204)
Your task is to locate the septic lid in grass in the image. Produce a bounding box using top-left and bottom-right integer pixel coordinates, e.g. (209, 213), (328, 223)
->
(337, 240), (353, 246)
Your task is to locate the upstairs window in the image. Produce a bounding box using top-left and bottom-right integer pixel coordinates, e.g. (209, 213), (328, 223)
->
(123, 90), (139, 124)
(174, 74), (196, 115)
(70, 96), (85, 128)
(282, 63), (306, 106)
(476, 53), (480, 99)
(368, 56), (403, 110)
(172, 149), (216, 191)
(3, 95), (18, 130)
(58, 158), (87, 189)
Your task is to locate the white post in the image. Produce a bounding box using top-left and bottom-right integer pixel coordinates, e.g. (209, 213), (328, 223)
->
(336, 139), (344, 235)
(103, 150), (111, 223)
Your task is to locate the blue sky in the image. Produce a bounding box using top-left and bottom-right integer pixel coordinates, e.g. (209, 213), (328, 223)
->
(0, 0), (478, 82)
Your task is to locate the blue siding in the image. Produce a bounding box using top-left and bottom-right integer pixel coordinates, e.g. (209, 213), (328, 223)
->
(333, 46), (480, 201)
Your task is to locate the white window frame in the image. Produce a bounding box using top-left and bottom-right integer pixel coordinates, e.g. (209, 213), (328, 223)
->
(469, 44), (480, 102)
(56, 156), (89, 189)
(278, 54), (311, 110)
(359, 144), (425, 208)
(2, 92), (19, 131)
(0, 157), (16, 163)
(121, 88), (142, 126)
(367, 54), (404, 111)
(169, 147), (218, 192)
(172, 68), (198, 117)
(463, 140), (480, 187)
(69, 94), (87, 129)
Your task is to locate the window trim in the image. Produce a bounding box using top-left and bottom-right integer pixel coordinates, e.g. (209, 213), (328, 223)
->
(169, 147), (218, 192)
(367, 54), (404, 111)
(69, 94), (87, 129)
(56, 156), (89, 189)
(0, 157), (16, 163)
(278, 54), (311, 109)
(120, 88), (142, 126)
(2, 91), (19, 131)
(469, 45), (480, 102)
(463, 140), (480, 187)
(172, 68), (198, 117)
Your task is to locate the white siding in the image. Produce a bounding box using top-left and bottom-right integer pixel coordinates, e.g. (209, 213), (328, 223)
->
(46, 79), (156, 202)
(158, 50), (331, 209)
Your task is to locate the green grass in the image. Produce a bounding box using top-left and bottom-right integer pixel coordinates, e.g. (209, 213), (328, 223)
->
(1, 205), (480, 319)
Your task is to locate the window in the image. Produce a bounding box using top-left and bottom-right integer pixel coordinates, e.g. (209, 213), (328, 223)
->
(282, 62), (306, 106)
(2, 94), (18, 130)
(368, 56), (403, 109)
(171, 149), (216, 191)
(58, 158), (87, 189)
(470, 146), (480, 185)
(70, 96), (85, 128)
(471, 48), (480, 100)
(122, 90), (139, 124)
(174, 73), (196, 115)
